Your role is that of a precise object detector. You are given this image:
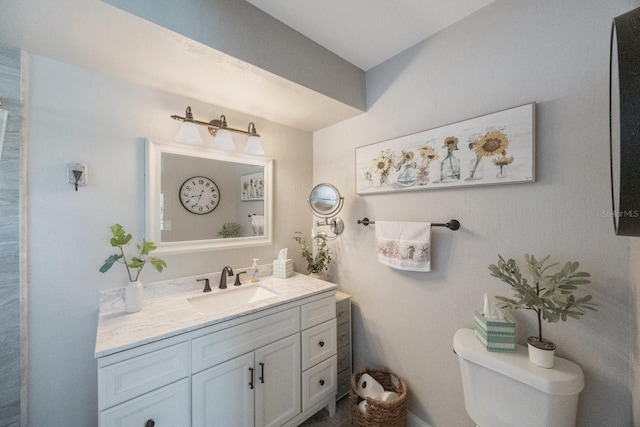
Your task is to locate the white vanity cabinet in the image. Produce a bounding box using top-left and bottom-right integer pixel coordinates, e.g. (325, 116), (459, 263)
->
(191, 308), (301, 427)
(96, 287), (337, 427)
(97, 341), (191, 427)
(299, 296), (338, 417)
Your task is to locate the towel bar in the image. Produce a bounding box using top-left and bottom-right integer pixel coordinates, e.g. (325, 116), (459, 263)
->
(357, 217), (460, 231)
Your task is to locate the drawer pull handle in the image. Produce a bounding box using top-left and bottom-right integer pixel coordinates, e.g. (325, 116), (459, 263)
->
(145, 420), (155, 427)
(249, 367), (254, 389)
(259, 362), (265, 383)
(319, 379), (325, 386)
(319, 340), (325, 347)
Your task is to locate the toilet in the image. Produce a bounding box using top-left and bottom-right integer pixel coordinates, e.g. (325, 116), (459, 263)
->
(453, 328), (584, 427)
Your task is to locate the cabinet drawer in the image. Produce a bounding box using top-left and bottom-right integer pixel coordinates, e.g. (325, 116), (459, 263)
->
(337, 322), (350, 349)
(192, 307), (300, 373)
(336, 344), (351, 373)
(302, 355), (337, 411)
(301, 319), (337, 371)
(99, 378), (190, 427)
(336, 298), (351, 326)
(99, 342), (189, 409)
(301, 295), (336, 330)
(337, 368), (351, 399)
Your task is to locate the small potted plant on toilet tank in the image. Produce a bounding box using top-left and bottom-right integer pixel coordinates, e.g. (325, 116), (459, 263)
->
(488, 254), (597, 368)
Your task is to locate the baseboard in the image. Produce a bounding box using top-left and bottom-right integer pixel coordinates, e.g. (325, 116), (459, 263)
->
(407, 411), (433, 427)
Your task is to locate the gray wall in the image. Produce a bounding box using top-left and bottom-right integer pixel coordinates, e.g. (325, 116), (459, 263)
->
(315, 0), (636, 425)
(0, 45), (23, 427)
(25, 55), (313, 426)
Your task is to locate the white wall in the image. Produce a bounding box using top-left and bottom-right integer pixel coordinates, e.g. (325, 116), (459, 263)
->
(315, 0), (636, 425)
(26, 55), (313, 426)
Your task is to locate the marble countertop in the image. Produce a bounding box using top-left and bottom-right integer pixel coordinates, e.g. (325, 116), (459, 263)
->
(95, 273), (336, 358)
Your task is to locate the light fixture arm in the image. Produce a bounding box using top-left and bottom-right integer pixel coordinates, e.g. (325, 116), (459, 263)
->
(171, 107), (261, 138)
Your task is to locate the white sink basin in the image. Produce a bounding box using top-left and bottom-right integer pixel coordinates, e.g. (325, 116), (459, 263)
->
(187, 285), (278, 314)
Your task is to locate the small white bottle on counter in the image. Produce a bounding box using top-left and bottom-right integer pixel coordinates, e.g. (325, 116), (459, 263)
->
(250, 258), (260, 283)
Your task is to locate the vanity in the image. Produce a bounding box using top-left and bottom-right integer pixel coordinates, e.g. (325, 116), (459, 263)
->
(95, 274), (338, 427)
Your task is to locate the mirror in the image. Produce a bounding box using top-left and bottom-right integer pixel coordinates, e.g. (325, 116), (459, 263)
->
(610, 8), (640, 236)
(146, 139), (273, 254)
(308, 183), (344, 236)
(309, 183), (343, 217)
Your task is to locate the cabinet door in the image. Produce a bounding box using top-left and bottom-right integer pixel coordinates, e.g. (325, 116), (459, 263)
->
(192, 352), (254, 427)
(255, 335), (301, 427)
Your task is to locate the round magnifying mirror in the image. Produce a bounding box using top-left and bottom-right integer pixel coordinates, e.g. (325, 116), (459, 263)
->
(308, 183), (343, 217)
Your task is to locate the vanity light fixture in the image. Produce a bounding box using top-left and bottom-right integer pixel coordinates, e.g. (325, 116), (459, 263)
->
(171, 106), (264, 155)
(173, 106), (204, 145)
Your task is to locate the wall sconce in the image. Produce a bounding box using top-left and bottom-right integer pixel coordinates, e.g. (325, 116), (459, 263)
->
(170, 106), (264, 155)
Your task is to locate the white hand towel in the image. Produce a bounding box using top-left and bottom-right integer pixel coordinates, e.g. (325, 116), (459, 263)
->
(376, 221), (431, 272)
(251, 215), (264, 236)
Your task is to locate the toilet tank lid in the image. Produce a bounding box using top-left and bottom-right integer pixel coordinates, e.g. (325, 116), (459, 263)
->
(453, 328), (584, 395)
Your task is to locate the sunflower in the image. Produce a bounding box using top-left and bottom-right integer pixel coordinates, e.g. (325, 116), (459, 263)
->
(492, 156), (514, 167)
(443, 136), (459, 150)
(419, 146), (440, 163)
(373, 156), (390, 174)
(401, 151), (414, 161)
(474, 130), (509, 157)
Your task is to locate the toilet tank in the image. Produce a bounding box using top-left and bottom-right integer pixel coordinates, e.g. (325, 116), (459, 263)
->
(453, 328), (584, 427)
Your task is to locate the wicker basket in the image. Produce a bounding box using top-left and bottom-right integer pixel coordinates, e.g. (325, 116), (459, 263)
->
(350, 366), (408, 427)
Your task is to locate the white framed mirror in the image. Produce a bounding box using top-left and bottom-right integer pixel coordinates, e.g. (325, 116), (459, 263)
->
(145, 139), (273, 254)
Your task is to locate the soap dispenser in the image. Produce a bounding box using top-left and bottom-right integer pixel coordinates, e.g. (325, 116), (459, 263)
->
(250, 258), (260, 283)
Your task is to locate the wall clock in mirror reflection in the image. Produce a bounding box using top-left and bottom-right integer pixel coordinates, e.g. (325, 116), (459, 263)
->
(179, 176), (220, 214)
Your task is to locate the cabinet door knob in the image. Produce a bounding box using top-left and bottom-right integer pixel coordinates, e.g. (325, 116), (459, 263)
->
(319, 379), (325, 386)
(319, 340), (325, 347)
(259, 362), (265, 383)
(249, 367), (254, 389)
(145, 420), (155, 427)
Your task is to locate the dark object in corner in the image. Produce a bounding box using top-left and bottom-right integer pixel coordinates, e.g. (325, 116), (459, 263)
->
(610, 7), (640, 236)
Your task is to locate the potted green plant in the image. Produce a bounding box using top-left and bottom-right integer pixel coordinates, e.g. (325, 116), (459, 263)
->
(218, 222), (242, 238)
(293, 231), (332, 277)
(488, 254), (596, 368)
(99, 224), (167, 312)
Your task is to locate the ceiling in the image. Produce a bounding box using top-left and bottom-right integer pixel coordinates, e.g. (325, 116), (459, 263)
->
(246, 0), (495, 71)
(0, 0), (495, 131)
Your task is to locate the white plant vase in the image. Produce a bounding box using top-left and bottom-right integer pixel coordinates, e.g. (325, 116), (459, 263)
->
(125, 280), (143, 313)
(527, 337), (556, 369)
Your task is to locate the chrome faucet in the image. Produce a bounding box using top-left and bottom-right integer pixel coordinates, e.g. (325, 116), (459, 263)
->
(219, 266), (234, 289)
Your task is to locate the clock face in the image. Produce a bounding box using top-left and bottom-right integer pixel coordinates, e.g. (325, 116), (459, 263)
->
(179, 176), (220, 214)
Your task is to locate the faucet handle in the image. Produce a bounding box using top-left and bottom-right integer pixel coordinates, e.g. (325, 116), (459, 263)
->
(197, 278), (211, 293)
(234, 271), (246, 287)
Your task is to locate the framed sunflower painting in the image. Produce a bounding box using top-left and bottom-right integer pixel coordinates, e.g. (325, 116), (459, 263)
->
(355, 103), (535, 194)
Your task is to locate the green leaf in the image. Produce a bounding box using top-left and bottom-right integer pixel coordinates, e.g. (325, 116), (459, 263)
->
(110, 224), (132, 247)
(139, 239), (157, 256)
(128, 257), (145, 269)
(150, 258), (167, 272)
(99, 254), (121, 273)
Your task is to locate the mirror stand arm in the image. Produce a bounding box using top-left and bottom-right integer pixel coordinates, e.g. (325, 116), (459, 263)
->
(315, 217), (344, 238)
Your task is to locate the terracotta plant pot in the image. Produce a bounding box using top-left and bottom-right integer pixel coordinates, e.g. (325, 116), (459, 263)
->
(527, 336), (556, 368)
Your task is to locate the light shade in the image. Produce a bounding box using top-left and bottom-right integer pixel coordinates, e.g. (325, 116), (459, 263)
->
(214, 129), (236, 150)
(175, 121), (203, 145)
(244, 135), (264, 155)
